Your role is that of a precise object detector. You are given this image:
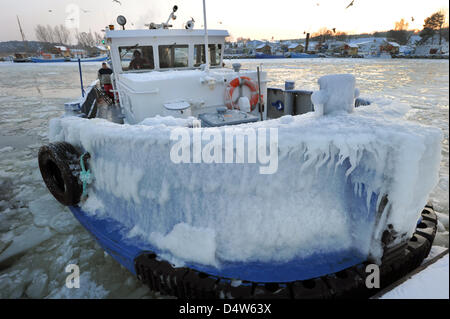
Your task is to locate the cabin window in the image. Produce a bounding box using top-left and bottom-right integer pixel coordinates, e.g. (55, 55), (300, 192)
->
(158, 45), (189, 68)
(194, 44), (222, 67)
(119, 46), (154, 71)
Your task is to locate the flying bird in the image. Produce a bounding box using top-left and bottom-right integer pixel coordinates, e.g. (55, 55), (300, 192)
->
(113, 0), (122, 5)
(411, 17), (415, 22)
(81, 9), (90, 13)
(346, 0), (354, 9)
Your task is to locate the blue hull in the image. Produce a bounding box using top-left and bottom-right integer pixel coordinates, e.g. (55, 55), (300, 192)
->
(255, 53), (287, 59)
(31, 57), (67, 63)
(68, 203), (371, 282)
(70, 56), (108, 62)
(290, 53), (319, 58)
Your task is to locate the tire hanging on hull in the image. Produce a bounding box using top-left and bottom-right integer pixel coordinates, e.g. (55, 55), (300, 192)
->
(38, 142), (83, 206)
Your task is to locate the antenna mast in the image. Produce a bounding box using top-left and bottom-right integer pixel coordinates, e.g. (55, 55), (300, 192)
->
(17, 16), (26, 42)
(16, 15), (28, 52)
(202, 0), (210, 71)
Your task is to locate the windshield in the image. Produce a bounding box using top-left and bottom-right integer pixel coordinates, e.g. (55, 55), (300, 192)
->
(119, 45), (154, 71)
(158, 45), (189, 69)
(194, 44), (222, 67)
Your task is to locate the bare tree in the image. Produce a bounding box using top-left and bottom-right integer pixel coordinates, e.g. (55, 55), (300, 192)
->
(76, 31), (96, 49)
(53, 25), (72, 45)
(387, 19), (411, 45)
(334, 31), (348, 41)
(94, 32), (104, 45)
(35, 25), (51, 43)
(312, 27), (333, 42)
(45, 25), (55, 43)
(395, 19), (409, 31)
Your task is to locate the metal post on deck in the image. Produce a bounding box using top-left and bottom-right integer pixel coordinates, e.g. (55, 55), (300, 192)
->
(257, 66), (263, 121)
(202, 0), (210, 72)
(78, 58), (85, 97)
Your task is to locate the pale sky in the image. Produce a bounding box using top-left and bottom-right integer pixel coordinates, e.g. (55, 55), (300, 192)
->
(1, 0), (449, 43)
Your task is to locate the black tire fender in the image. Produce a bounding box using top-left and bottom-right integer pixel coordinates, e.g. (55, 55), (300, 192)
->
(38, 142), (82, 206)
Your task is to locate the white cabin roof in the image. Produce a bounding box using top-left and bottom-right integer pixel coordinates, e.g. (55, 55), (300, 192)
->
(106, 29), (229, 39)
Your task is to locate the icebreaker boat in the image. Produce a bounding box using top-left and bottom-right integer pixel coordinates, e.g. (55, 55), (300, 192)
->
(37, 6), (443, 299)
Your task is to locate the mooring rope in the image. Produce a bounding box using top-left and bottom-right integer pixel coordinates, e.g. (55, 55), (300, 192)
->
(79, 152), (92, 198)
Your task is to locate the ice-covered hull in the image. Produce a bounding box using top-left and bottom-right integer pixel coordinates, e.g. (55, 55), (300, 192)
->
(69, 205), (366, 282)
(68, 204), (439, 298)
(49, 102), (442, 270)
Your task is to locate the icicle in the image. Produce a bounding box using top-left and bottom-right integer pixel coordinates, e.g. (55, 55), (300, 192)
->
(365, 185), (373, 215)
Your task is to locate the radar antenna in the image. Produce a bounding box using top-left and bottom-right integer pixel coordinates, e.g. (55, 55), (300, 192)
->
(146, 5), (178, 29)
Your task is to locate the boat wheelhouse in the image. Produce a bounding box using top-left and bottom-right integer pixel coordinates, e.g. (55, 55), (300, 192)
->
(104, 28), (268, 124)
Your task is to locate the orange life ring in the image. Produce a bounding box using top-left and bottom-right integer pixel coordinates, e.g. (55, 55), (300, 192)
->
(225, 76), (262, 111)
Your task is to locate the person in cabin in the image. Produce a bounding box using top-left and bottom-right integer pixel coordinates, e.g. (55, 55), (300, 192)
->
(159, 47), (171, 68)
(98, 62), (114, 98)
(129, 50), (149, 70)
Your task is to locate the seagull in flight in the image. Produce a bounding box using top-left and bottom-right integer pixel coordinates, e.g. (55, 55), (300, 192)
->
(81, 9), (90, 13)
(346, 0), (354, 9)
(113, 0), (122, 5)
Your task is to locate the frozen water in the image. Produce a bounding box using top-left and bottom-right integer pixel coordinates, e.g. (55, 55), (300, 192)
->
(25, 269), (49, 299)
(0, 225), (53, 264)
(0, 59), (448, 298)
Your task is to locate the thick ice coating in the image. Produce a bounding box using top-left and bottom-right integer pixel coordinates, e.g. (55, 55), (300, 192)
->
(49, 93), (442, 268)
(311, 74), (360, 116)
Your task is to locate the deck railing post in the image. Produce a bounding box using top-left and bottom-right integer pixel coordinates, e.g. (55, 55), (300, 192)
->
(78, 58), (85, 97)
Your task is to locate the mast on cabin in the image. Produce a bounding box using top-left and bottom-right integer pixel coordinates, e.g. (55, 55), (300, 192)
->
(202, 0), (210, 71)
